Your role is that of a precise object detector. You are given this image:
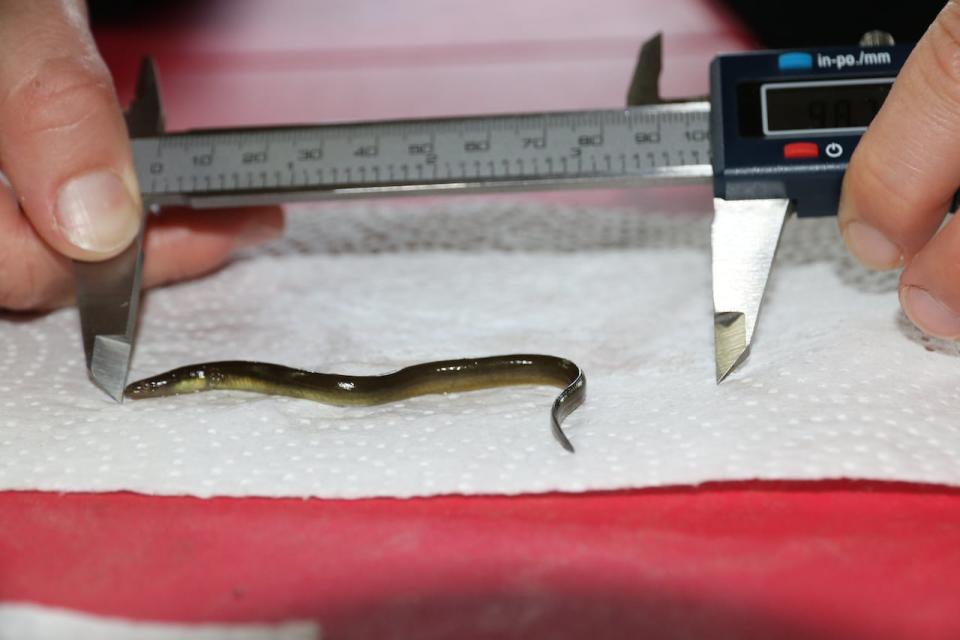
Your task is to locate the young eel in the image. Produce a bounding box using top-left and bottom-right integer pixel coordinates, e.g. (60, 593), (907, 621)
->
(124, 355), (586, 452)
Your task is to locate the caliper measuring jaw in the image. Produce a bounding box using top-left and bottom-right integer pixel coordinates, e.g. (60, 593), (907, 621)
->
(708, 33), (908, 383)
(74, 58), (165, 402)
(711, 197), (793, 383)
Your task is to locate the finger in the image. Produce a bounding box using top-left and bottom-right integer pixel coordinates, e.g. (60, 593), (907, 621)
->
(899, 214), (960, 339)
(0, 179), (72, 311)
(0, 204), (283, 311)
(141, 206), (284, 289)
(838, 2), (960, 270)
(0, 0), (141, 262)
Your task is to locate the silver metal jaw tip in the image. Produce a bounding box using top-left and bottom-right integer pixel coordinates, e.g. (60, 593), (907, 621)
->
(90, 335), (133, 402)
(710, 197), (792, 385)
(714, 311), (749, 383)
(74, 211), (145, 403)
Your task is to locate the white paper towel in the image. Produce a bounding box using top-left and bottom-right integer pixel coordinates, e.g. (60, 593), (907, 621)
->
(1, 197), (958, 498)
(0, 603), (319, 640)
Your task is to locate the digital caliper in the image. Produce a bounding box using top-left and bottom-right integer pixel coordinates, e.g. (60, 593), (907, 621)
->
(74, 32), (909, 401)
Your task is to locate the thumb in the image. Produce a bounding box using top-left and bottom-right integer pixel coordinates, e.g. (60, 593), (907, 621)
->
(0, 0), (140, 262)
(837, 3), (960, 269)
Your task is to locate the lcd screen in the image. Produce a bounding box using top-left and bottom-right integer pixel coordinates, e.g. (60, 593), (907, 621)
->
(762, 79), (893, 135)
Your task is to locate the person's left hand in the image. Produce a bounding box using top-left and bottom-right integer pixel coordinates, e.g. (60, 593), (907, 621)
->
(0, 0), (283, 312)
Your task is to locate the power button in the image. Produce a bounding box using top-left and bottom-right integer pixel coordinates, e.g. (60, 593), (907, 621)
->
(783, 142), (819, 159)
(825, 142), (843, 159)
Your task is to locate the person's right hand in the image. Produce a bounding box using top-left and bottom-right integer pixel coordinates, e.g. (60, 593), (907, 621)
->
(838, 2), (960, 339)
(0, 0), (282, 312)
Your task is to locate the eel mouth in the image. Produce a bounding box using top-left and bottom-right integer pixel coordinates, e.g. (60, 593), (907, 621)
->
(124, 374), (184, 398)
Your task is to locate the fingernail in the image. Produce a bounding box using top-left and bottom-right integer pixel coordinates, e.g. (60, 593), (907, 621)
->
(55, 170), (141, 255)
(842, 221), (902, 269)
(901, 286), (960, 339)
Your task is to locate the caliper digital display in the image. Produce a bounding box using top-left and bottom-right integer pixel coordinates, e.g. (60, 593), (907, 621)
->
(761, 78), (894, 136)
(711, 44), (911, 216)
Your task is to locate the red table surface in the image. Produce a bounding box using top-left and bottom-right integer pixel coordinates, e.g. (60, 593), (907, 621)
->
(3, 483), (960, 639)
(3, 1), (960, 637)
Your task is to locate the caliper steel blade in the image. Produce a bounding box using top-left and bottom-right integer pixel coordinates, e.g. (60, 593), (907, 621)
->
(74, 221), (146, 402)
(711, 197), (793, 383)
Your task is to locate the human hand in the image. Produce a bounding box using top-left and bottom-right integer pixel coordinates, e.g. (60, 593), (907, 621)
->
(0, 0), (282, 312)
(839, 2), (960, 339)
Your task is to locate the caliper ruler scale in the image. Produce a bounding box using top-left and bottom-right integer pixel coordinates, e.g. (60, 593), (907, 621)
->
(133, 107), (713, 208)
(74, 34), (908, 401)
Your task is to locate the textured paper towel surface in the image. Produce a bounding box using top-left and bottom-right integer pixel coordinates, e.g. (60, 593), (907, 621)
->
(0, 603), (319, 640)
(1, 200), (959, 498)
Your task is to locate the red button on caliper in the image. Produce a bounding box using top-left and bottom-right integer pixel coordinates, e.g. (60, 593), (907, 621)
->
(783, 142), (819, 159)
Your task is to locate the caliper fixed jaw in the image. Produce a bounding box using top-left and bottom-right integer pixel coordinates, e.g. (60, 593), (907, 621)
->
(74, 220), (147, 402)
(73, 57), (165, 402)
